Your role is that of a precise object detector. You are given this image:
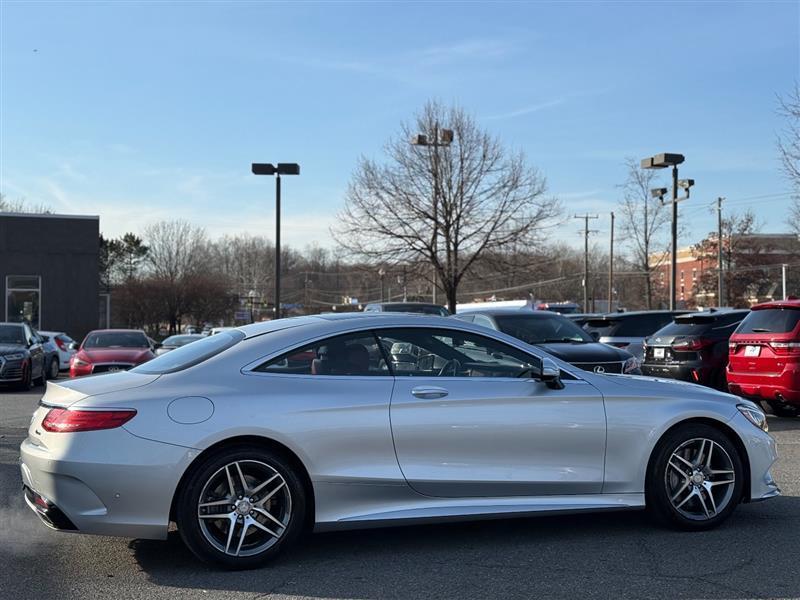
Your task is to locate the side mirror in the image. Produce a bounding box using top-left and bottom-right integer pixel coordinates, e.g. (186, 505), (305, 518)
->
(540, 357), (565, 390)
(69, 342), (80, 351)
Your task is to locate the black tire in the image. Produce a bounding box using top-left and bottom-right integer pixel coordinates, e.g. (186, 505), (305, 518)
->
(14, 362), (33, 391)
(646, 423), (744, 531)
(48, 357), (60, 380)
(767, 400), (800, 418)
(175, 445), (307, 569)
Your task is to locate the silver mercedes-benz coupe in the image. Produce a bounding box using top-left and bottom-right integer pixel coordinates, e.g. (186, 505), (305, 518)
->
(21, 313), (779, 569)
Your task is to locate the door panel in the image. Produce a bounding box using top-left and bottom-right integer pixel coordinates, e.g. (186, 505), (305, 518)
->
(376, 326), (607, 498)
(391, 378), (606, 497)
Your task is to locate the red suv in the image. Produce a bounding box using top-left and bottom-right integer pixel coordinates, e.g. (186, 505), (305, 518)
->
(727, 300), (800, 417)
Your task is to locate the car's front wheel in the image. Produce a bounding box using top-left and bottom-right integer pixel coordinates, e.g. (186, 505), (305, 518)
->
(175, 445), (306, 569)
(646, 423), (744, 530)
(48, 357), (60, 380)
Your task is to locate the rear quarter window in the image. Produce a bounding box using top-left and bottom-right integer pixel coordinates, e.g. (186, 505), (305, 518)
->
(133, 330), (245, 374)
(736, 308), (800, 334)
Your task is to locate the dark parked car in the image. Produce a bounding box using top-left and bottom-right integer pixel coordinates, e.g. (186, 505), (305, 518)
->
(454, 309), (640, 374)
(641, 309), (749, 390)
(582, 311), (690, 362)
(363, 302), (450, 316)
(0, 322), (47, 389)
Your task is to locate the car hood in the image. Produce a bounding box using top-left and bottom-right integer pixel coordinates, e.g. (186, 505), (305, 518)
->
(537, 341), (631, 363)
(600, 372), (746, 407)
(40, 371), (161, 407)
(80, 348), (153, 363)
(0, 343), (26, 355)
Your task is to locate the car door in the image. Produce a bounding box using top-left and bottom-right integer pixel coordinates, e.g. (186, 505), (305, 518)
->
(377, 327), (606, 498)
(24, 324), (45, 379)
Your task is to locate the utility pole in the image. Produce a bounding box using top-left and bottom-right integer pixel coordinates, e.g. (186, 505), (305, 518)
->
(717, 197), (725, 307)
(575, 214), (599, 313)
(608, 211), (615, 312)
(783, 264), (788, 300)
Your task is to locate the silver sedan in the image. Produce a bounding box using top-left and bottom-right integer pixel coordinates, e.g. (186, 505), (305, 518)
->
(20, 313), (779, 569)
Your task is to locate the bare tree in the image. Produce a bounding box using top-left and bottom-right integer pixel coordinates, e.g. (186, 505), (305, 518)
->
(333, 101), (560, 312)
(0, 194), (51, 214)
(617, 158), (669, 309)
(778, 84), (800, 233)
(143, 220), (214, 334)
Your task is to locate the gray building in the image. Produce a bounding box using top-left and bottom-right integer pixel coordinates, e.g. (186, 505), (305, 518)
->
(1, 212), (100, 341)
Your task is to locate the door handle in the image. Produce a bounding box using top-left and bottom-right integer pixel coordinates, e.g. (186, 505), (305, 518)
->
(411, 386), (449, 399)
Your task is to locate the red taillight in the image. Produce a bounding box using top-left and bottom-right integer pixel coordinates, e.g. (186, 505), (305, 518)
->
(54, 337), (67, 351)
(769, 341), (800, 355)
(672, 337), (713, 351)
(41, 408), (136, 433)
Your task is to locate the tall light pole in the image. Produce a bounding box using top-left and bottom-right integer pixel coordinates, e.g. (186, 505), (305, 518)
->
(411, 124), (454, 305)
(252, 162), (300, 319)
(641, 153), (693, 310)
(608, 211), (615, 312)
(717, 197), (725, 306)
(575, 214), (599, 313)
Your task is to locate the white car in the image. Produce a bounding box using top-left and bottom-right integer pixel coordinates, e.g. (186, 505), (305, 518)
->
(38, 330), (77, 371)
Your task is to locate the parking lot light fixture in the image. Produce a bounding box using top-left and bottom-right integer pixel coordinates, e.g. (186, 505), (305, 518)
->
(251, 162), (301, 319)
(641, 153), (689, 310)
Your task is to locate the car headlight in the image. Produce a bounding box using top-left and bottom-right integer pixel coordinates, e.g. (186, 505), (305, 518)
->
(2, 352), (25, 361)
(71, 358), (90, 367)
(738, 404), (768, 432)
(623, 356), (639, 374)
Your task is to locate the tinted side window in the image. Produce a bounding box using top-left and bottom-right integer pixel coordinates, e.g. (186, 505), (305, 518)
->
(256, 332), (389, 376)
(375, 328), (539, 378)
(617, 315), (670, 337)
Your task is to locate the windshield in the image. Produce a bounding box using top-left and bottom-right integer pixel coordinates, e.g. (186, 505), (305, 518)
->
(84, 331), (149, 349)
(0, 325), (25, 345)
(134, 329), (245, 374)
(494, 314), (594, 344)
(737, 308), (800, 334)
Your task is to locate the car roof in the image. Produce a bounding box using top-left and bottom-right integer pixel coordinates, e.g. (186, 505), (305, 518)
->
(456, 308), (564, 317)
(0, 322), (24, 327)
(586, 310), (689, 320)
(86, 328), (147, 334)
(674, 309), (749, 320)
(751, 300), (800, 311)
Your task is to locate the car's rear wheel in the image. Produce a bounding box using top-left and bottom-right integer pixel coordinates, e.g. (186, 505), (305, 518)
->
(175, 445), (306, 569)
(646, 423), (743, 530)
(767, 400), (799, 418)
(48, 357), (60, 380)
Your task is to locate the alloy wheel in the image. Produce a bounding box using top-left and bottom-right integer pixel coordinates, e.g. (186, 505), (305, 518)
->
(196, 460), (292, 557)
(665, 437), (736, 521)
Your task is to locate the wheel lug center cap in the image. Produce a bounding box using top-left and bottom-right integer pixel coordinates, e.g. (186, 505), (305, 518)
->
(235, 499), (252, 515)
(691, 471), (705, 485)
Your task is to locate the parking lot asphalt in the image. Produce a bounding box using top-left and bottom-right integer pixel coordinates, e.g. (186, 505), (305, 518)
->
(1, 385), (799, 600)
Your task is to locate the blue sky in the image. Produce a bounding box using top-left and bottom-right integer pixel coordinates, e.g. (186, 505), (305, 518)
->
(1, 1), (798, 251)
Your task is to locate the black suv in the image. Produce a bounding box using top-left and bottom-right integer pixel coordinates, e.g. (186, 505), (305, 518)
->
(582, 311), (690, 363)
(640, 309), (749, 390)
(0, 322), (47, 390)
(454, 309), (640, 374)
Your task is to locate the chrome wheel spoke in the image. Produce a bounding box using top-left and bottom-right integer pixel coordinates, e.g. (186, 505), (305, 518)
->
(234, 462), (250, 495)
(668, 459), (689, 476)
(674, 487), (697, 510)
(710, 469), (734, 476)
(253, 506), (286, 529)
(672, 453), (694, 470)
(709, 478), (735, 487)
(696, 488), (711, 517)
(702, 483), (718, 515)
(223, 515), (237, 554)
(224, 465), (236, 497)
(234, 520), (249, 556)
(250, 473), (280, 497)
(670, 478), (691, 502)
(248, 516), (280, 538)
(199, 499), (232, 509)
(255, 480), (287, 507)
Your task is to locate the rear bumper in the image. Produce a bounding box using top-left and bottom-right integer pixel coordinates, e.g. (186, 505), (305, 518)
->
(727, 367), (800, 404)
(19, 429), (194, 540)
(641, 362), (718, 385)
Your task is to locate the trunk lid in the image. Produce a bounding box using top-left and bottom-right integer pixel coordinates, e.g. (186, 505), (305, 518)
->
(40, 371), (160, 408)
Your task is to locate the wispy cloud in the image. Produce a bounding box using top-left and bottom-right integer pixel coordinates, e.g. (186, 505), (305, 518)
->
(485, 99), (565, 120)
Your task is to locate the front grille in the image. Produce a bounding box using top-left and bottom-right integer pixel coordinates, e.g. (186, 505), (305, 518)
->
(91, 364), (134, 374)
(0, 358), (24, 380)
(573, 361), (623, 374)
